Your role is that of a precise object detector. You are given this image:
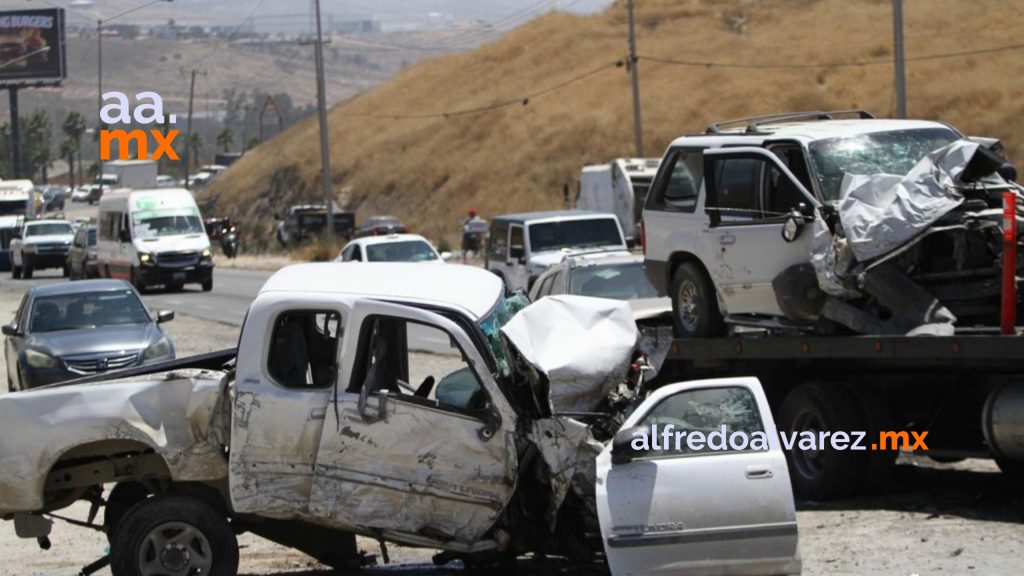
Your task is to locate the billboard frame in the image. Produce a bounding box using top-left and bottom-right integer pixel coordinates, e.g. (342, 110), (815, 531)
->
(0, 8), (67, 89)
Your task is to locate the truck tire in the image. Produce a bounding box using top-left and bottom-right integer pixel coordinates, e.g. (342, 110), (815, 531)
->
(110, 494), (238, 576)
(779, 382), (869, 500)
(670, 262), (725, 338)
(104, 483), (150, 543)
(202, 279), (213, 292)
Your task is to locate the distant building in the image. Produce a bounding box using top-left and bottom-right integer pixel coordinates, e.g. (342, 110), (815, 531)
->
(149, 19), (186, 40)
(328, 17), (381, 35)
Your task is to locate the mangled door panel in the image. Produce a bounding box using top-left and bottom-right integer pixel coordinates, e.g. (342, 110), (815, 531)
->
(310, 301), (518, 544)
(597, 377), (800, 576)
(230, 300), (343, 518)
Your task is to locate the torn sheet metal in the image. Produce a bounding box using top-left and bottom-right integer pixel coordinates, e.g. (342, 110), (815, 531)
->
(836, 140), (988, 262)
(527, 418), (603, 531)
(501, 295), (638, 414)
(0, 371), (228, 513)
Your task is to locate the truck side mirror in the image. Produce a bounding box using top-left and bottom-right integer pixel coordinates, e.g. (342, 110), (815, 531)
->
(782, 212), (805, 243)
(611, 425), (648, 465)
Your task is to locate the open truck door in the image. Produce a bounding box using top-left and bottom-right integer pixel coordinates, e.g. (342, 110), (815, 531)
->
(596, 377), (801, 576)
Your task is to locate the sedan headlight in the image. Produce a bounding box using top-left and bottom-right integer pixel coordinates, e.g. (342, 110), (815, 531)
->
(143, 337), (172, 361)
(25, 349), (58, 369)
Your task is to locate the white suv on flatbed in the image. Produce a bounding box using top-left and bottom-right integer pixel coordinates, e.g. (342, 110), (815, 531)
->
(642, 110), (1015, 337)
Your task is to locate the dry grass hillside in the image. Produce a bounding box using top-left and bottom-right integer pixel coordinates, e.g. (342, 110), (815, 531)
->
(205, 0), (1024, 246)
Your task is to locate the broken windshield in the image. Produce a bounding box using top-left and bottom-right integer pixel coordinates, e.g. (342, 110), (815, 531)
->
(477, 291), (530, 377)
(808, 127), (960, 201)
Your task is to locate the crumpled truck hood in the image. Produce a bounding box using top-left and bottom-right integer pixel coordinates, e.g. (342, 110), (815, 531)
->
(500, 295), (638, 414)
(0, 370), (229, 514)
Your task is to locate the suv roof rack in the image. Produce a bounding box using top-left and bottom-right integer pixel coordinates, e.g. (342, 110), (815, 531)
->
(705, 109), (876, 134)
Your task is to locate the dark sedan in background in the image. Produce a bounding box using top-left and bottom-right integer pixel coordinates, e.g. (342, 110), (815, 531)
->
(3, 280), (176, 390)
(354, 215), (407, 238)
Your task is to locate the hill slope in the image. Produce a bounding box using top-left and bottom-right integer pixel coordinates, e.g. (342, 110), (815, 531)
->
(205, 0), (1024, 246)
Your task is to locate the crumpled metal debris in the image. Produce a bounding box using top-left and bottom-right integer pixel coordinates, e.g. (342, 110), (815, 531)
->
(500, 295), (638, 414)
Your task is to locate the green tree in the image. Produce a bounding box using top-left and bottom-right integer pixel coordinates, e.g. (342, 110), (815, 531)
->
(186, 132), (203, 172)
(216, 126), (235, 153)
(62, 111), (86, 188)
(60, 138), (76, 187)
(245, 137), (261, 151)
(22, 110), (53, 182)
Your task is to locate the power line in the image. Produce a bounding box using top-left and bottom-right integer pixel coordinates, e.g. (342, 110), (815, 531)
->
(343, 59), (623, 121)
(638, 41), (1024, 70)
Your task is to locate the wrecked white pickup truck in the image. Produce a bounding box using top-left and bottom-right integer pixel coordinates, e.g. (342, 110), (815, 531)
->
(0, 263), (800, 576)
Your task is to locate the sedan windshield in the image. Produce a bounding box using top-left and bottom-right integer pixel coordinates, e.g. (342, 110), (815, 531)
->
(808, 127), (960, 201)
(528, 218), (624, 252)
(365, 240), (438, 262)
(26, 223), (73, 236)
(570, 262), (659, 300)
(30, 290), (150, 333)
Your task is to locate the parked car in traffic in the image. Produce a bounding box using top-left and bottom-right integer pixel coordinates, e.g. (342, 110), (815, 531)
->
(335, 233), (445, 263)
(66, 224), (98, 280)
(9, 218), (75, 279)
(529, 252), (670, 324)
(2, 280), (175, 390)
(486, 210), (628, 292)
(276, 204), (357, 246)
(353, 215), (407, 238)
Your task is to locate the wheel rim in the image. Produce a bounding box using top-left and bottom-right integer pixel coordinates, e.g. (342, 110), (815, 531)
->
(138, 521), (213, 576)
(791, 410), (825, 481)
(676, 279), (701, 333)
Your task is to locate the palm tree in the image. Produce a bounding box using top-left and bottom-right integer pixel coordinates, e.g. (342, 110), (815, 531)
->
(216, 127), (234, 153)
(187, 133), (203, 172)
(62, 111), (86, 188)
(60, 139), (76, 188)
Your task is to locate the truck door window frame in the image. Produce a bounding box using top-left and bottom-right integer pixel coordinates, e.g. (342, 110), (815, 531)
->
(265, 309), (344, 390)
(704, 150), (816, 227)
(348, 313), (493, 420)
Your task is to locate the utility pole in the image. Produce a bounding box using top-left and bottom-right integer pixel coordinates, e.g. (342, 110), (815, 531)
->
(183, 68), (205, 188)
(892, 0), (907, 118)
(313, 0), (335, 238)
(97, 18), (103, 183)
(627, 0), (644, 157)
(8, 87), (21, 179)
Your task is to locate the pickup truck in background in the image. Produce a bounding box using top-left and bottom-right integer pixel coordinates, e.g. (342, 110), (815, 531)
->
(9, 219), (75, 279)
(0, 263), (800, 576)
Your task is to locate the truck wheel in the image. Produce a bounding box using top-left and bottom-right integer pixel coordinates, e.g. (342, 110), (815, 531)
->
(110, 494), (238, 576)
(104, 483), (150, 543)
(201, 279), (213, 292)
(670, 262), (725, 338)
(779, 382), (869, 500)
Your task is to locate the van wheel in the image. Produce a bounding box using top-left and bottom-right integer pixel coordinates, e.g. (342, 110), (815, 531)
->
(779, 382), (869, 500)
(201, 279), (213, 292)
(110, 494), (238, 576)
(130, 268), (147, 293)
(670, 262), (724, 338)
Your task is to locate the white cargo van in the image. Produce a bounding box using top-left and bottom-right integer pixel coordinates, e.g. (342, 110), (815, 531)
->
(96, 188), (214, 292)
(576, 158), (660, 244)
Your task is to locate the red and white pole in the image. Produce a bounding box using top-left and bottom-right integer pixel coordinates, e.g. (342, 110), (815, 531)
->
(1001, 191), (1018, 335)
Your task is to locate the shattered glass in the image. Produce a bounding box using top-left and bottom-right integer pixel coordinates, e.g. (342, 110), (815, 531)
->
(477, 291), (531, 377)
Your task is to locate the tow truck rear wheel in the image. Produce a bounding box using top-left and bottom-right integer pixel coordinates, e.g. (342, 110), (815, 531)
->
(110, 494), (238, 576)
(779, 382), (870, 500)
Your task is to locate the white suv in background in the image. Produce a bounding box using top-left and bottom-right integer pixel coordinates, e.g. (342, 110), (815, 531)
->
(485, 210), (628, 292)
(641, 111), (1009, 337)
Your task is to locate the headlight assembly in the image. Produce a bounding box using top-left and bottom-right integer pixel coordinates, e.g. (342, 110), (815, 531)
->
(25, 349), (58, 369)
(143, 337), (172, 361)
(139, 252), (154, 265)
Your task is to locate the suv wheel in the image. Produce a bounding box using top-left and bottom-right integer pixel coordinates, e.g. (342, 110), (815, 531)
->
(110, 494), (238, 576)
(670, 262), (724, 338)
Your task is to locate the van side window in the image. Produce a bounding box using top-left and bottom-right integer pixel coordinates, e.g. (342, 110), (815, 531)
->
(267, 310), (342, 389)
(99, 212), (120, 241)
(647, 148), (704, 212)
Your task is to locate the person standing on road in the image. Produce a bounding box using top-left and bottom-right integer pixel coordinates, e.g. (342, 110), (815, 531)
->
(461, 209), (486, 264)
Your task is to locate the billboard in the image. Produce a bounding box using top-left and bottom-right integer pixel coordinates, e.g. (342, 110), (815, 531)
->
(0, 8), (66, 87)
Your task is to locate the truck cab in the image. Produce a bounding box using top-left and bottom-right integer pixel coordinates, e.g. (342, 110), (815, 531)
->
(0, 264), (800, 576)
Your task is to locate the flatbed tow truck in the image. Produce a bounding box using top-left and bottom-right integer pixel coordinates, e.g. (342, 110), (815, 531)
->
(658, 332), (1024, 499)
